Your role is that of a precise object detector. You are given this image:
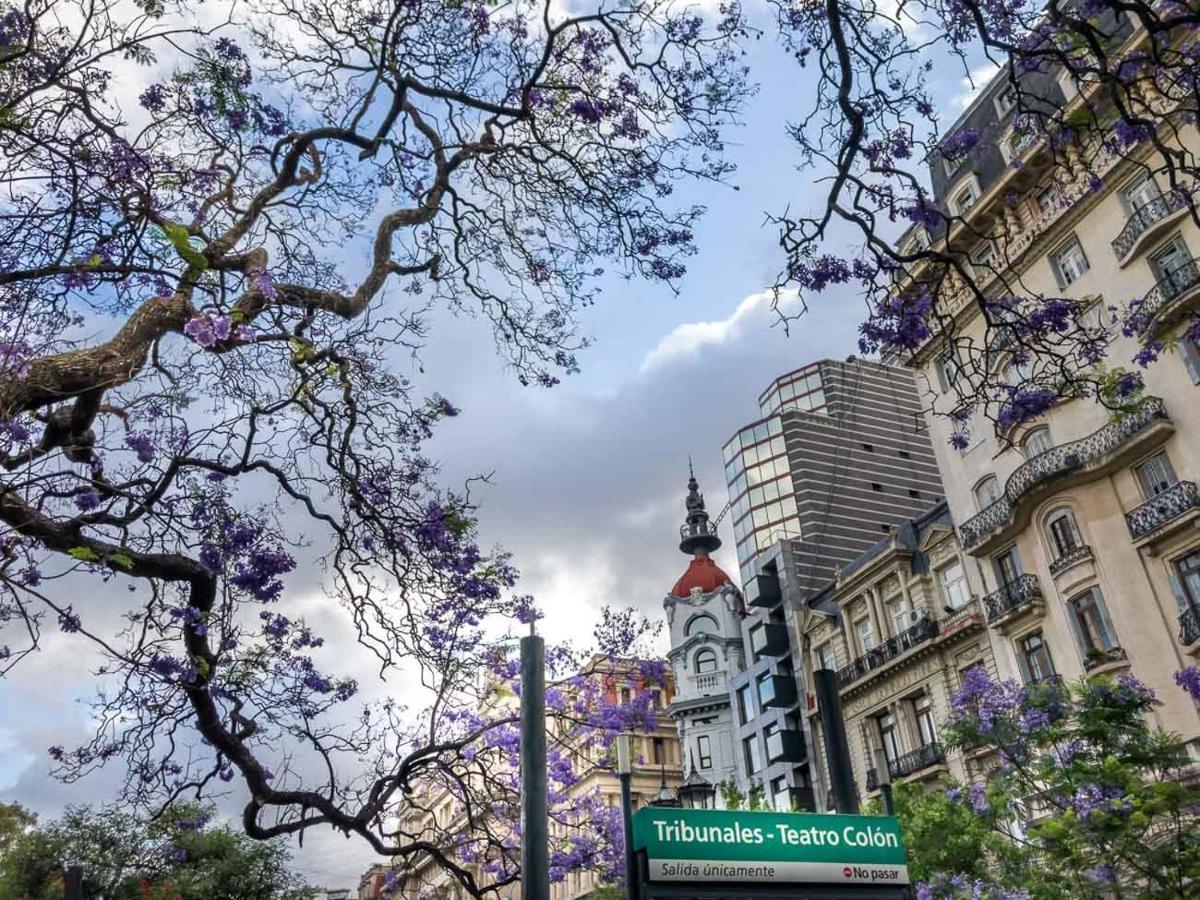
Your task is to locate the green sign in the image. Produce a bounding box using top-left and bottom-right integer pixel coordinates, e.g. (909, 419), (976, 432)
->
(632, 808), (908, 887)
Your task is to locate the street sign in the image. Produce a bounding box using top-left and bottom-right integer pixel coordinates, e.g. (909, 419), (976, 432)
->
(632, 808), (909, 888)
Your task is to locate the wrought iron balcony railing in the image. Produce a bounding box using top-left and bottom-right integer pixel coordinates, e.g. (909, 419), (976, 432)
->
(1136, 258), (1200, 337)
(960, 399), (1169, 551)
(836, 613), (939, 687)
(1180, 606), (1200, 646)
(1126, 481), (1200, 541)
(865, 743), (945, 790)
(1083, 646), (1128, 671)
(1111, 191), (1190, 260)
(983, 574), (1043, 623)
(1048, 544), (1093, 577)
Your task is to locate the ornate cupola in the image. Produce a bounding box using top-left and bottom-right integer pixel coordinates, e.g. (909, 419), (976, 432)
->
(670, 463), (731, 599)
(679, 461), (722, 555)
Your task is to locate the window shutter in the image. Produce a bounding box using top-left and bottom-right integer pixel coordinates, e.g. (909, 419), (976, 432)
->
(1181, 339), (1200, 385)
(1168, 572), (1190, 614)
(1064, 597), (1090, 654)
(1051, 252), (1066, 291)
(1093, 588), (1119, 649)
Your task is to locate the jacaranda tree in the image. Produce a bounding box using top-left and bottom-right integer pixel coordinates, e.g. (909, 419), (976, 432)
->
(0, 0), (748, 894)
(905, 667), (1200, 898)
(769, 0), (1200, 437)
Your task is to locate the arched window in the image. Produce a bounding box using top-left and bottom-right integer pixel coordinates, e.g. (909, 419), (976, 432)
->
(1022, 426), (1054, 459)
(974, 475), (1001, 511)
(685, 614), (718, 637)
(1045, 508), (1082, 559)
(694, 649), (718, 674)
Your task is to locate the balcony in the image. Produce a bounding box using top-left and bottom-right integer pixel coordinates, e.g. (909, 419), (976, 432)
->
(836, 613), (939, 688)
(685, 671), (728, 697)
(757, 673), (797, 710)
(1083, 646), (1129, 673)
(745, 571), (782, 609)
(765, 728), (806, 764)
(750, 622), (791, 658)
(959, 398), (1172, 554)
(983, 574), (1044, 626)
(1180, 607), (1200, 647)
(1134, 258), (1200, 340)
(1111, 191), (1191, 263)
(1048, 544), (1094, 577)
(1125, 481), (1200, 542)
(866, 743), (946, 790)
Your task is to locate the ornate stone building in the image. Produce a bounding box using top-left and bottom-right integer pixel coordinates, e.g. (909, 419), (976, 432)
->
(888, 11), (1200, 751)
(799, 502), (999, 807)
(663, 468), (749, 805)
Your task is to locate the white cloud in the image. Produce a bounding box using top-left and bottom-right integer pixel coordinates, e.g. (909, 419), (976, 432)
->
(639, 288), (797, 373)
(954, 60), (1003, 110)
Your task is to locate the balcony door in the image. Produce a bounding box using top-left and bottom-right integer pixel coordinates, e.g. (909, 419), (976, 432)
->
(1017, 631), (1055, 684)
(1136, 452), (1177, 499)
(1122, 176), (1160, 215)
(876, 710), (901, 767)
(993, 546), (1022, 593)
(1151, 237), (1192, 296)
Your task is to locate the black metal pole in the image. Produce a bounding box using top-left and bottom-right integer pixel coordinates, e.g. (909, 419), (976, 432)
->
(814, 668), (859, 814)
(63, 865), (83, 900)
(520, 631), (549, 900)
(874, 748), (896, 816)
(620, 771), (639, 900)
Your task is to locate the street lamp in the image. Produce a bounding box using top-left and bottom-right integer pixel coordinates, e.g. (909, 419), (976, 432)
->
(615, 734), (639, 900)
(648, 765), (681, 808)
(676, 771), (716, 809)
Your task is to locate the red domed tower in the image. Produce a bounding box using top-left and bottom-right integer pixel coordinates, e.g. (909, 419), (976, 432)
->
(671, 463), (732, 598)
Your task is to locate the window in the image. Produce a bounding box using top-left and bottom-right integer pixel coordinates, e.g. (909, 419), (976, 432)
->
(1017, 631), (1055, 684)
(856, 616), (875, 653)
(743, 735), (763, 776)
(1180, 333), (1200, 384)
(1123, 176), (1160, 215)
(652, 737), (666, 765)
(994, 83), (1017, 116)
(736, 684), (754, 725)
(1068, 587), (1117, 654)
(972, 242), (996, 278)
(694, 649), (718, 674)
(936, 352), (960, 391)
(886, 594), (916, 634)
(974, 475), (1001, 511)
(993, 546), (1022, 590)
(815, 641), (836, 672)
(1151, 236), (1192, 295)
(685, 614), (718, 636)
(696, 735), (712, 770)
(952, 182), (979, 215)
(939, 561), (971, 610)
(1051, 237), (1090, 288)
(1004, 355), (1033, 388)
(877, 710), (901, 765)
(1045, 508), (1083, 559)
(1021, 426), (1053, 458)
(913, 694), (938, 746)
(771, 776), (791, 813)
(1136, 452), (1177, 498)
(1174, 550), (1200, 612)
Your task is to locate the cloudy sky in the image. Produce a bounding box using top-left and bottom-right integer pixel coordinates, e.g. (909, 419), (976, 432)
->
(0, 1), (993, 889)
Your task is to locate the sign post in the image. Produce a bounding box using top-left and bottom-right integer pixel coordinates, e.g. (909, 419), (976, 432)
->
(632, 807), (909, 890)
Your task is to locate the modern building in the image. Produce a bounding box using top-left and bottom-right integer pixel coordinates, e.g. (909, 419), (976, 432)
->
(383, 656), (683, 900)
(887, 9), (1200, 752)
(661, 358), (949, 812)
(799, 501), (1000, 808)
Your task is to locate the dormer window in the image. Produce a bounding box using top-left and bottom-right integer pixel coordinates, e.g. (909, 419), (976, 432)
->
(951, 180), (979, 216)
(994, 83), (1018, 117)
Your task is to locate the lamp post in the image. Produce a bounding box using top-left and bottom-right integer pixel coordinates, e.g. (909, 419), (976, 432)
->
(615, 734), (639, 900)
(873, 747), (895, 816)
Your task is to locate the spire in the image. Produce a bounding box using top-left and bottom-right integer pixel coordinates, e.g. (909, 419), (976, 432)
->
(679, 462), (721, 556)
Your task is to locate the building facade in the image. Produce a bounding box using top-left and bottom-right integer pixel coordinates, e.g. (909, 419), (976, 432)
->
(383, 656), (683, 900)
(889, 11), (1200, 752)
(799, 502), (1000, 808)
(664, 469), (748, 803)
